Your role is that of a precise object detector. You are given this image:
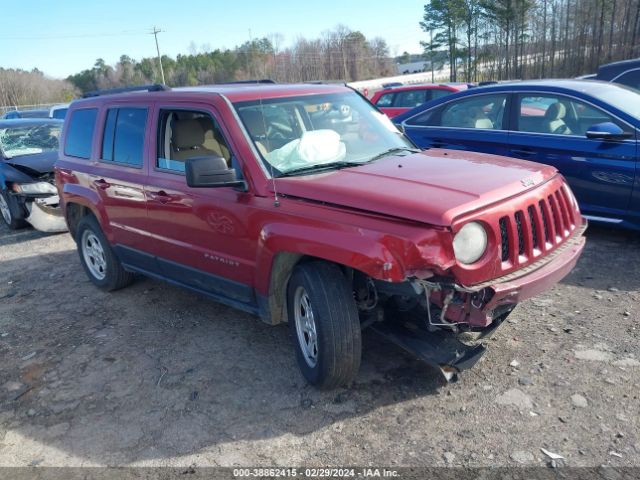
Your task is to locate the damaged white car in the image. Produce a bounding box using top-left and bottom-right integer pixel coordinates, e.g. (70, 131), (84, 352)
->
(0, 119), (67, 233)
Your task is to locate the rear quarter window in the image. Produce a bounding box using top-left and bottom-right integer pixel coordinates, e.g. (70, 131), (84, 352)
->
(64, 108), (98, 159)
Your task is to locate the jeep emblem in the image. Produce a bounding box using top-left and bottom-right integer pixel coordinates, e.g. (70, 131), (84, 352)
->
(521, 178), (535, 187)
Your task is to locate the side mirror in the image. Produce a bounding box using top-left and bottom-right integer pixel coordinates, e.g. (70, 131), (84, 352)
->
(585, 122), (632, 140)
(185, 156), (245, 188)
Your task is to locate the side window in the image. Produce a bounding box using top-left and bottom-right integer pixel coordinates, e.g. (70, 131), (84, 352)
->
(407, 94), (507, 129)
(156, 109), (232, 173)
(375, 93), (394, 107)
(394, 90), (427, 108)
(101, 107), (147, 167)
(615, 70), (640, 90)
(64, 108), (98, 159)
(516, 94), (625, 136)
(430, 89), (455, 101)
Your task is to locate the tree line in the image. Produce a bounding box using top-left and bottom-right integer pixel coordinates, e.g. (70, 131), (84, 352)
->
(421, 0), (640, 82)
(0, 68), (75, 110)
(67, 26), (395, 94)
(0, 25), (394, 106)
(2, 3), (640, 107)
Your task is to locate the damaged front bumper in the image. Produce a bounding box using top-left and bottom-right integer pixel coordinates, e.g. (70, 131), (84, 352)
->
(371, 223), (586, 382)
(8, 190), (68, 233)
(418, 222), (587, 329)
(24, 195), (67, 232)
(371, 321), (486, 382)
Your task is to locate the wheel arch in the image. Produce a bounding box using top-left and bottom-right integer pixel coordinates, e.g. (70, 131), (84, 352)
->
(256, 225), (404, 325)
(60, 185), (113, 242)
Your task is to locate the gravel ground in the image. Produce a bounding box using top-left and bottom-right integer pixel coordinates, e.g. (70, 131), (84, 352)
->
(0, 221), (638, 468)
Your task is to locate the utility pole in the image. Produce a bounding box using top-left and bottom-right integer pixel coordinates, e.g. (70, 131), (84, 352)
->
(151, 26), (166, 85)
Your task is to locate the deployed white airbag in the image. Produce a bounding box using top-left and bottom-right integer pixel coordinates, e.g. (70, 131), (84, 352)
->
(266, 129), (346, 172)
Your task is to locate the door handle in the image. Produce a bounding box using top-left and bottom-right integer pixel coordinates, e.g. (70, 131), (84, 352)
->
(148, 190), (174, 204)
(511, 148), (535, 157)
(93, 179), (110, 190)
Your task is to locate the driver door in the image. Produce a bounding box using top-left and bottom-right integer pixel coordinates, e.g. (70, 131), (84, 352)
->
(143, 103), (257, 305)
(509, 93), (637, 219)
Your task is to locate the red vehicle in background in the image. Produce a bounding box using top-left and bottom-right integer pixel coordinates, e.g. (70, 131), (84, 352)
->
(371, 83), (470, 118)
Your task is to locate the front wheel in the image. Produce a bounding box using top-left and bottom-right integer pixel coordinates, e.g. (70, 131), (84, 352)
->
(287, 261), (362, 389)
(0, 190), (27, 230)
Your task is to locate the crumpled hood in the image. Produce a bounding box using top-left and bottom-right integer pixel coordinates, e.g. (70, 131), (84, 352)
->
(274, 149), (559, 226)
(4, 150), (57, 177)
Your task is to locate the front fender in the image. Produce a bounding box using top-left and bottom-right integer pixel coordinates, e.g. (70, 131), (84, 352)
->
(254, 221), (452, 294)
(253, 221), (453, 325)
(257, 223), (400, 291)
(0, 163), (34, 185)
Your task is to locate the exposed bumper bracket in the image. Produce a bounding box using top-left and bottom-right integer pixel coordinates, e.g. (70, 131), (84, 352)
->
(370, 321), (486, 383)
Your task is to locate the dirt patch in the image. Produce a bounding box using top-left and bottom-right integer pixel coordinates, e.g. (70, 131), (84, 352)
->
(0, 222), (638, 467)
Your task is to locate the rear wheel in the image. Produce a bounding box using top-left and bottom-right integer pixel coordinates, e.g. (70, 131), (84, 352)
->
(287, 261), (361, 389)
(76, 215), (134, 291)
(0, 190), (27, 230)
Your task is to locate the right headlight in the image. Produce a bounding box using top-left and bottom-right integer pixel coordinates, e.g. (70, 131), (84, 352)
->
(12, 182), (58, 195)
(453, 221), (488, 264)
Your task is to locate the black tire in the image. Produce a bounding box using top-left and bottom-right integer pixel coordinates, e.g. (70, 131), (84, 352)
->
(76, 215), (134, 291)
(0, 190), (27, 230)
(287, 261), (362, 389)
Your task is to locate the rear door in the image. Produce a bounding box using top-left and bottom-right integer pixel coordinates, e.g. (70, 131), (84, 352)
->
(400, 92), (511, 157)
(85, 105), (151, 252)
(509, 92), (637, 218)
(142, 103), (257, 306)
(385, 89), (429, 118)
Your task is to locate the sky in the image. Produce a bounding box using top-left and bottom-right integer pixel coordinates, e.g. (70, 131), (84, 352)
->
(1, 0), (427, 79)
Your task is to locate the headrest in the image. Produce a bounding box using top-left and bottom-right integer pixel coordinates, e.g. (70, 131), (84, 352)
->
(544, 103), (566, 120)
(172, 119), (205, 149)
(196, 116), (214, 134)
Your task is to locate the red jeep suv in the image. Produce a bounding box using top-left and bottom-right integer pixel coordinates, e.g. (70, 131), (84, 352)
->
(55, 83), (586, 388)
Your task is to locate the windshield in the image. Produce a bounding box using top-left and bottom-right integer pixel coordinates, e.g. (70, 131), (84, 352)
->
(234, 92), (414, 176)
(0, 124), (61, 159)
(51, 108), (68, 120)
(588, 83), (640, 119)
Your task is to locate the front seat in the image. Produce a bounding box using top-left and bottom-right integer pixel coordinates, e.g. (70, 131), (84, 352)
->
(544, 103), (572, 135)
(171, 119), (216, 161)
(197, 117), (231, 163)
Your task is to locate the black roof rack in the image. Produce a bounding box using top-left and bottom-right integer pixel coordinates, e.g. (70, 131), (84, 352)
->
(83, 84), (170, 98)
(217, 79), (276, 85)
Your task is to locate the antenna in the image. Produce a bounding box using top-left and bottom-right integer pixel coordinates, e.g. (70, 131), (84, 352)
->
(151, 26), (166, 85)
(258, 95), (280, 207)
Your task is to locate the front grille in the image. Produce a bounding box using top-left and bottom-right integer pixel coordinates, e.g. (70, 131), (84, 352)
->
(499, 184), (577, 266)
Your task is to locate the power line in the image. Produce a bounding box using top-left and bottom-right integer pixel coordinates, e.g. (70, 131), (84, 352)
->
(0, 30), (149, 40)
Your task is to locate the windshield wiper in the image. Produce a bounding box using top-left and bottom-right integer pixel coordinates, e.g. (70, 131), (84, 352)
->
(277, 161), (359, 178)
(366, 147), (420, 164)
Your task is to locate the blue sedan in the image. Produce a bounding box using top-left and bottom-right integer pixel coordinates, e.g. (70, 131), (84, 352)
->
(393, 80), (640, 230)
